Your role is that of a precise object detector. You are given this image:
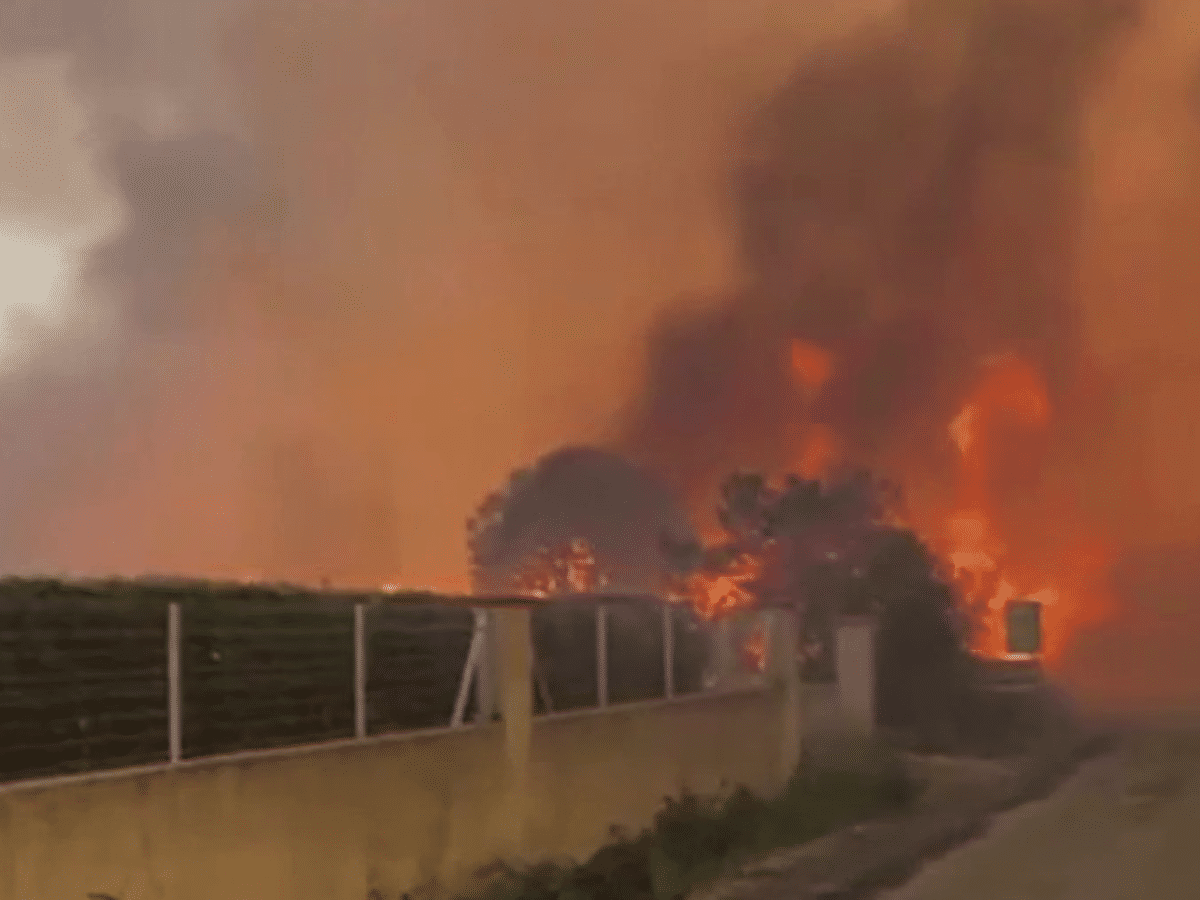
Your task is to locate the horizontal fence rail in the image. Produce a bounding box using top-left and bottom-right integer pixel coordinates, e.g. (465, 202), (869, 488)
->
(0, 584), (773, 786)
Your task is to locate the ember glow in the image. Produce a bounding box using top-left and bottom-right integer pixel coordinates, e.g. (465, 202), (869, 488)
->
(512, 538), (606, 598)
(673, 548), (766, 621)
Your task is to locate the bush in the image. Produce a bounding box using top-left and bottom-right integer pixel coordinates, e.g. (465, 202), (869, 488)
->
(474, 749), (917, 900)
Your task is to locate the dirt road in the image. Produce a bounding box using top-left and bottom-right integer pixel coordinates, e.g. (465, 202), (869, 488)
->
(880, 728), (1200, 900)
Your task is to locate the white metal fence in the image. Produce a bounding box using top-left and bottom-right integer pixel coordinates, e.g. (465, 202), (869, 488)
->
(1, 594), (770, 785)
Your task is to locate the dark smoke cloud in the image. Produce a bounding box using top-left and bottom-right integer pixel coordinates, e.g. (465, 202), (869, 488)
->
(84, 130), (262, 336)
(618, 0), (1140, 517)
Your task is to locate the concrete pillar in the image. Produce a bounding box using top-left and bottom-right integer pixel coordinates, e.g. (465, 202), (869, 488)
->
(494, 607), (533, 855)
(713, 617), (738, 687)
(770, 609), (802, 785)
(835, 614), (877, 736)
(474, 610), (499, 722)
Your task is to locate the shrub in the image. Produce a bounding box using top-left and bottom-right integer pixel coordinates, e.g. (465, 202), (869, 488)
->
(473, 749), (917, 900)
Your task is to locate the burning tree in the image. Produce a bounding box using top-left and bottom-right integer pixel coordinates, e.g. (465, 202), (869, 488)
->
(465, 446), (695, 596)
(510, 538), (606, 597)
(662, 469), (901, 676)
(466, 448), (710, 706)
(664, 467), (977, 735)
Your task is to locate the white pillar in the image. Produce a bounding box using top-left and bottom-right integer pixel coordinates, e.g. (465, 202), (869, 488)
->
(713, 618), (737, 688)
(836, 614), (877, 736)
(495, 607), (533, 855)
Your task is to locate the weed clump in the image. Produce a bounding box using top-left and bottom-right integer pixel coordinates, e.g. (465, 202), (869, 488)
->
(476, 748), (916, 900)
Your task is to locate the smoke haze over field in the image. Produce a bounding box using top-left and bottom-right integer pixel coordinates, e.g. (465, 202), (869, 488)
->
(2, 0), (1200, 701)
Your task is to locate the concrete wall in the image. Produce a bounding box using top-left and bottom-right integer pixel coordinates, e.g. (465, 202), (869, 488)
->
(525, 690), (785, 863)
(0, 689), (786, 900)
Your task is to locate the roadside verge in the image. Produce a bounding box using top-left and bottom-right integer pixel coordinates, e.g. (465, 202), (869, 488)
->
(689, 728), (1115, 900)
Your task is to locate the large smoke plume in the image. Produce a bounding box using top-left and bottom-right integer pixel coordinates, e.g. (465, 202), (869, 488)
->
(617, 0), (1136, 522)
(2, 0), (1200, 704)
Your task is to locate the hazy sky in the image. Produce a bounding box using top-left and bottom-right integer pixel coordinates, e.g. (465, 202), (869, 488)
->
(3, 0), (1200, 705)
(0, 0), (901, 587)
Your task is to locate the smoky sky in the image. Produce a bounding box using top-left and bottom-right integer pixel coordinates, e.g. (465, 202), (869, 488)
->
(0, 0), (896, 587)
(617, 0), (1140, 516)
(1, 0), (1200, 711)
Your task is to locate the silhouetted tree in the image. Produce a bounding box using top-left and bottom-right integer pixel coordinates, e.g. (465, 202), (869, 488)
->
(851, 528), (973, 740)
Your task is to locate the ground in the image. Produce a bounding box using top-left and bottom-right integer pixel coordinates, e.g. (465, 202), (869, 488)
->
(880, 726), (1200, 900)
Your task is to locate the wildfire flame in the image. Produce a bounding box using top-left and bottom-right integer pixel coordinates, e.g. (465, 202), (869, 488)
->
(488, 340), (1113, 675)
(674, 547), (765, 621)
(787, 340), (1110, 664)
(513, 538), (606, 598)
(940, 353), (1111, 662)
(789, 340), (841, 480)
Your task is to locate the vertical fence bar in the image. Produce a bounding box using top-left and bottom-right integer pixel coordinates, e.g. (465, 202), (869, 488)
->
(167, 601), (182, 765)
(662, 603), (675, 700)
(596, 603), (609, 708)
(452, 610), (486, 728)
(354, 603), (367, 739)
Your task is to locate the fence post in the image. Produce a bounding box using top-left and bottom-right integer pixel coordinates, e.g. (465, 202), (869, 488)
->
(596, 603), (609, 708)
(495, 607), (533, 855)
(452, 610), (487, 728)
(167, 602), (181, 765)
(354, 603), (367, 739)
(662, 603), (675, 700)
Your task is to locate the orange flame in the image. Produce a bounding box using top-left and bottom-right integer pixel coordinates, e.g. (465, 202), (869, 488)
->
(513, 538), (603, 597)
(789, 340), (840, 480)
(939, 353), (1112, 662)
(678, 548), (764, 621)
(673, 342), (1114, 669)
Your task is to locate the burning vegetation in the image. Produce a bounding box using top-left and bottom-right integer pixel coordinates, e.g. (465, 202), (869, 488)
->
(612, 0), (1142, 672)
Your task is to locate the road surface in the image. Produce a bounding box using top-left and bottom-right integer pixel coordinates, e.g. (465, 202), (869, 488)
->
(881, 727), (1200, 900)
